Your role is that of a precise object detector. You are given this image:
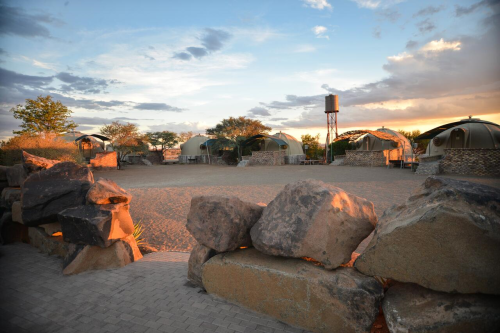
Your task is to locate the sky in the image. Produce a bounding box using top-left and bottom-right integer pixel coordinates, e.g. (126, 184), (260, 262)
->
(0, 0), (499, 143)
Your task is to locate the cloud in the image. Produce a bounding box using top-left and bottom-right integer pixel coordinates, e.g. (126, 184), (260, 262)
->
(416, 18), (436, 33)
(148, 121), (207, 133)
(455, 0), (489, 17)
(312, 26), (329, 39)
(378, 8), (401, 22)
(420, 39), (461, 52)
(262, 95), (323, 110)
(186, 47), (208, 59)
(201, 28), (231, 51)
(406, 40), (418, 49)
(269, 117), (288, 121)
(294, 44), (316, 53)
(0, 48), (7, 56)
(413, 5), (445, 18)
(248, 107), (271, 117)
(173, 28), (232, 61)
(55, 72), (117, 94)
(0, 67), (53, 89)
(372, 26), (382, 39)
(350, 0), (405, 9)
(302, 0), (332, 10)
(133, 103), (184, 112)
(0, 3), (64, 39)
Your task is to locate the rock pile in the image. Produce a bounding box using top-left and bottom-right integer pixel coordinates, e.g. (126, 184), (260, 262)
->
(0, 152), (142, 275)
(186, 177), (500, 333)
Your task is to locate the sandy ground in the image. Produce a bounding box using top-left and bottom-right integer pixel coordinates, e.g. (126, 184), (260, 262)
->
(94, 164), (500, 252)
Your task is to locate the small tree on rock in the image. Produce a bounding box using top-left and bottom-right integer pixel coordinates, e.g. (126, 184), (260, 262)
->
(100, 121), (148, 162)
(146, 131), (178, 160)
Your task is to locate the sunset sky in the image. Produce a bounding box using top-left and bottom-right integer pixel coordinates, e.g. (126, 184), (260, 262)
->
(0, 0), (499, 142)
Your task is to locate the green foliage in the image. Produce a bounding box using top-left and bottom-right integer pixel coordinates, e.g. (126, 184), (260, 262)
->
(133, 220), (145, 246)
(100, 121), (148, 161)
(301, 133), (323, 160)
(0, 133), (84, 166)
(206, 117), (272, 162)
(146, 131), (178, 160)
(329, 140), (354, 157)
(10, 95), (77, 135)
(178, 131), (194, 143)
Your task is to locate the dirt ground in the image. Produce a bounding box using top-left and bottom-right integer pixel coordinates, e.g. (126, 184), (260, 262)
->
(94, 164), (500, 252)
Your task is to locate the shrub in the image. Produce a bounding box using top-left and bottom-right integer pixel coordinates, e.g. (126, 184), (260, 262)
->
(0, 133), (84, 166)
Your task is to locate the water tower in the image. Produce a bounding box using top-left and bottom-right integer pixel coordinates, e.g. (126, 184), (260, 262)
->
(325, 94), (339, 162)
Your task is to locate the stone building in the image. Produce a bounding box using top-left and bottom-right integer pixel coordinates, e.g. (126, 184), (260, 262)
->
(242, 132), (305, 165)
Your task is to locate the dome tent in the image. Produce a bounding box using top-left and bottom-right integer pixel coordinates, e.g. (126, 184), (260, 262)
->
(418, 119), (500, 157)
(351, 128), (412, 156)
(263, 132), (305, 156)
(179, 135), (210, 163)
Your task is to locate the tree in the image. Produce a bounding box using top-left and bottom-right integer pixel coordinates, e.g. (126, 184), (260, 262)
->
(178, 131), (194, 143)
(146, 131), (178, 160)
(10, 95), (77, 135)
(397, 129), (429, 153)
(301, 133), (323, 160)
(206, 117), (272, 162)
(100, 121), (148, 162)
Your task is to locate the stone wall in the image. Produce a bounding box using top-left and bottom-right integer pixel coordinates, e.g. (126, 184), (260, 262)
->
(440, 148), (500, 176)
(342, 149), (403, 167)
(90, 152), (117, 169)
(249, 151), (286, 166)
(285, 154), (306, 165)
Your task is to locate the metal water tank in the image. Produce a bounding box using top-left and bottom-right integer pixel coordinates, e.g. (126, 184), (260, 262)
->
(325, 94), (339, 112)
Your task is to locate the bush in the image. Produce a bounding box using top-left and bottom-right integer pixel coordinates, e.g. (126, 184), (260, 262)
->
(0, 133), (84, 166)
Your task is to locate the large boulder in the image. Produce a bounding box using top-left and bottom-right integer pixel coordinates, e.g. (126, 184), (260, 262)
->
(0, 166), (7, 182)
(6, 164), (28, 187)
(58, 204), (134, 248)
(1, 187), (21, 209)
(188, 243), (217, 288)
(86, 178), (131, 205)
(22, 151), (59, 174)
(11, 201), (22, 223)
(28, 227), (69, 258)
(63, 234), (142, 275)
(21, 162), (94, 227)
(355, 176), (500, 295)
(186, 196), (264, 252)
(250, 180), (377, 269)
(383, 283), (500, 333)
(202, 249), (383, 333)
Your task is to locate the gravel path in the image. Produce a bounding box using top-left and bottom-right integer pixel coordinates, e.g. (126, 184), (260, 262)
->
(94, 164), (500, 252)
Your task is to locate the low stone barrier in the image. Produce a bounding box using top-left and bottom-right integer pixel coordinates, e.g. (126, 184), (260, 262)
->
(441, 148), (500, 176)
(248, 151), (285, 166)
(90, 151), (117, 169)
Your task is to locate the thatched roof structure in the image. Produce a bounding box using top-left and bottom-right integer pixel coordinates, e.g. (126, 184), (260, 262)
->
(334, 130), (401, 143)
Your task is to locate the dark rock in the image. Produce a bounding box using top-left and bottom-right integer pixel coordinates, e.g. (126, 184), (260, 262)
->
(202, 249), (384, 333)
(11, 201), (22, 224)
(186, 196), (264, 252)
(188, 243), (217, 288)
(383, 283), (500, 333)
(6, 164), (28, 187)
(86, 178), (131, 205)
(21, 162), (94, 226)
(63, 235), (142, 275)
(0, 212), (29, 244)
(251, 179), (377, 269)
(28, 227), (69, 257)
(0, 166), (7, 182)
(1, 187), (21, 210)
(138, 243), (158, 255)
(58, 204), (134, 247)
(22, 151), (59, 174)
(355, 176), (500, 295)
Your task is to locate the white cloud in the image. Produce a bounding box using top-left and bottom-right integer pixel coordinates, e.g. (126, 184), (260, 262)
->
(293, 44), (316, 53)
(350, 0), (405, 9)
(387, 52), (413, 62)
(420, 39), (462, 52)
(312, 26), (329, 39)
(302, 0), (332, 10)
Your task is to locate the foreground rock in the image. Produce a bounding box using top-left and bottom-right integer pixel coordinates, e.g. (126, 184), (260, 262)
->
(22, 151), (59, 173)
(251, 180), (377, 269)
(188, 243), (217, 288)
(202, 249), (383, 333)
(383, 283), (500, 333)
(28, 227), (69, 257)
(63, 235), (142, 275)
(58, 204), (134, 247)
(186, 196), (264, 252)
(1, 187), (21, 209)
(355, 176), (500, 295)
(86, 178), (131, 205)
(11, 201), (22, 223)
(6, 164), (28, 187)
(21, 162), (94, 226)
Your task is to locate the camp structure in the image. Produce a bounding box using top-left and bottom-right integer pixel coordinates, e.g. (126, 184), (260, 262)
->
(62, 132), (109, 162)
(335, 127), (413, 167)
(242, 132), (305, 165)
(415, 118), (500, 157)
(179, 135), (211, 164)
